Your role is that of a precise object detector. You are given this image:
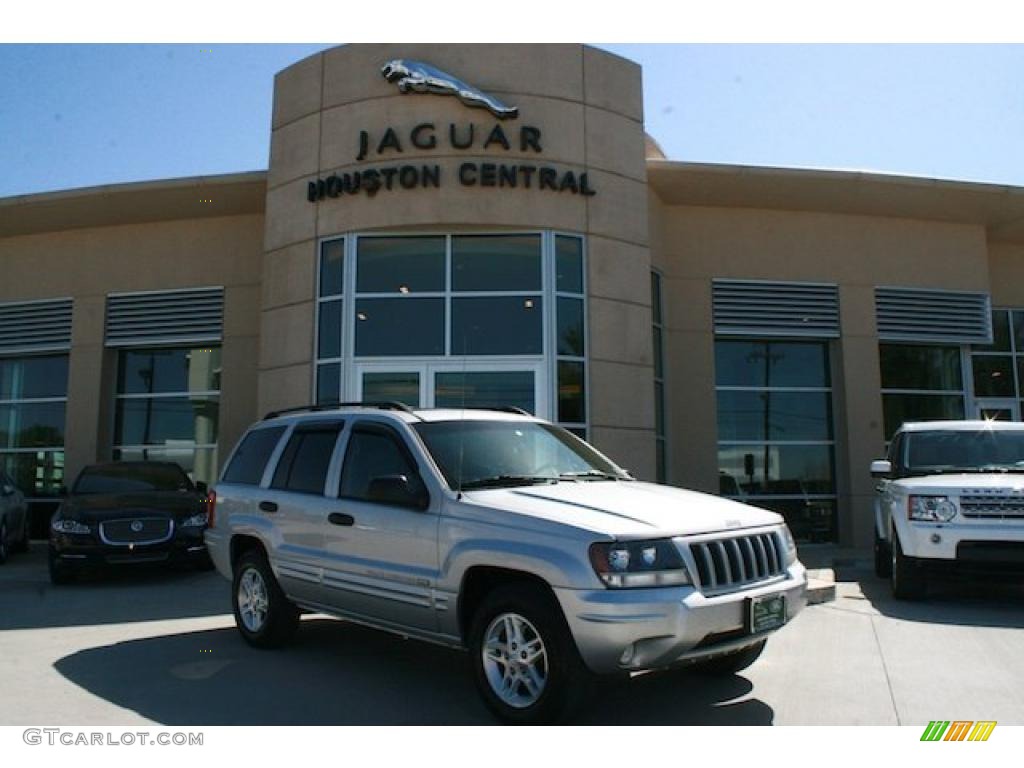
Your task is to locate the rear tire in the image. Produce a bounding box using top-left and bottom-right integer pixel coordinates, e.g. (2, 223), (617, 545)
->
(232, 548), (300, 648)
(874, 531), (892, 578)
(891, 531), (925, 600)
(468, 582), (591, 725)
(694, 639), (767, 675)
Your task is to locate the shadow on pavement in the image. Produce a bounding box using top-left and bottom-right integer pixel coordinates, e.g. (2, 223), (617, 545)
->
(54, 617), (774, 725)
(839, 565), (1024, 629)
(0, 546), (229, 630)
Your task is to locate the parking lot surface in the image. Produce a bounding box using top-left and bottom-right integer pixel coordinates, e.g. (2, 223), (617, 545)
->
(0, 546), (1022, 725)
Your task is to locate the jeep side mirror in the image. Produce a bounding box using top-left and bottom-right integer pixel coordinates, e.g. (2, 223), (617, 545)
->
(870, 460), (892, 478)
(368, 474), (428, 510)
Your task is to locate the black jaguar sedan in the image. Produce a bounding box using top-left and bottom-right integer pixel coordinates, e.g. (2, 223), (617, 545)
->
(49, 461), (213, 583)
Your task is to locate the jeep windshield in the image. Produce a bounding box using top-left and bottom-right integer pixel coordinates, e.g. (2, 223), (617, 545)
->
(413, 421), (630, 490)
(904, 429), (1024, 475)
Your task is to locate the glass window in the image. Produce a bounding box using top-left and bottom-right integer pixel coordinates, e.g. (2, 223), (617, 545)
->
(117, 348), (221, 395)
(0, 403), (66, 449)
(972, 355), (1014, 397)
(354, 298), (445, 357)
(223, 426), (287, 485)
(749, 498), (837, 545)
(357, 236), (445, 294)
(114, 345), (222, 485)
(715, 340), (830, 388)
(974, 310), (1011, 352)
(882, 394), (965, 438)
(319, 239), (344, 297)
(451, 297), (543, 356)
(652, 271), (666, 483)
(339, 427), (422, 502)
(363, 372), (420, 407)
(272, 425), (342, 495)
(435, 372), (535, 413)
(716, 443), (834, 496)
(316, 363), (341, 405)
(452, 235), (541, 292)
(0, 451), (64, 498)
(716, 391), (832, 442)
(879, 344), (962, 391)
(0, 355), (69, 400)
(557, 297), (584, 357)
(556, 236), (583, 294)
(318, 300), (342, 359)
(651, 272), (663, 326)
(557, 361), (585, 424)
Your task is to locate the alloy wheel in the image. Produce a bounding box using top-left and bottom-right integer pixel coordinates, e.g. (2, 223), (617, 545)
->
(237, 567), (269, 632)
(481, 612), (549, 708)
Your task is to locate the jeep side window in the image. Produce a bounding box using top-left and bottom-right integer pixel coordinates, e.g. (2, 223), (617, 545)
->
(271, 423), (344, 495)
(339, 424), (425, 504)
(223, 426), (288, 485)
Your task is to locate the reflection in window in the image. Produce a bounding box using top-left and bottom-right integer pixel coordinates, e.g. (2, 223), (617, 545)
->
(880, 343), (965, 439)
(0, 354), (68, 499)
(970, 309), (1024, 417)
(715, 339), (836, 543)
(113, 346), (221, 484)
(354, 298), (445, 357)
(452, 297), (543, 356)
(435, 372), (535, 413)
(452, 235), (541, 292)
(363, 372), (420, 407)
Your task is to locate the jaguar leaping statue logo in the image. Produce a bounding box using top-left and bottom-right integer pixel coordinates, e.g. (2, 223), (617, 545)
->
(381, 59), (518, 120)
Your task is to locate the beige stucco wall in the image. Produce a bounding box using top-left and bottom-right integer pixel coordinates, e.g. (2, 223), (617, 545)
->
(650, 202), (990, 546)
(261, 43), (656, 478)
(0, 214), (264, 482)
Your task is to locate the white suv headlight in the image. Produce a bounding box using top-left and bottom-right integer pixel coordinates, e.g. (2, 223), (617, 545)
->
(908, 495), (958, 522)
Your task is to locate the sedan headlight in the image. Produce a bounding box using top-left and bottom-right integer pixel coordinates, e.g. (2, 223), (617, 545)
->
(908, 495), (958, 522)
(780, 525), (798, 566)
(588, 539), (691, 588)
(181, 513), (209, 528)
(51, 519), (91, 535)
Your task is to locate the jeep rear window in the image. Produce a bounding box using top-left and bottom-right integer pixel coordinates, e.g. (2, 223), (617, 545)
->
(223, 426), (287, 485)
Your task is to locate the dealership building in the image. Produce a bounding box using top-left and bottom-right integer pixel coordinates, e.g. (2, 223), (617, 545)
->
(3, 42), (1024, 547)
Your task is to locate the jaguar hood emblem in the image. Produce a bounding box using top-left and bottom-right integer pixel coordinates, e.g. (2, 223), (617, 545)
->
(381, 59), (518, 120)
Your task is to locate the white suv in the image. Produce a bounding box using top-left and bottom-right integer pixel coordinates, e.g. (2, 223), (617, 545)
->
(206, 404), (807, 723)
(872, 420), (1024, 599)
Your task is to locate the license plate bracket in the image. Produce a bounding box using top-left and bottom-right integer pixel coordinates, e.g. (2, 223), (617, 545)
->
(747, 593), (787, 634)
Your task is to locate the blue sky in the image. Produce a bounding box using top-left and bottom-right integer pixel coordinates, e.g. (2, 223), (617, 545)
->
(2, 44), (1024, 198)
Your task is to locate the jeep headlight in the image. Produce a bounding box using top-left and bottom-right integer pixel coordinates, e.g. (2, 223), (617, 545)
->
(51, 519), (91, 535)
(588, 539), (692, 588)
(908, 495), (958, 522)
(780, 525), (798, 566)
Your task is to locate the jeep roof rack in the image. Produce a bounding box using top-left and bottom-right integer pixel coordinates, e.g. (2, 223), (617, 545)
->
(262, 401), (418, 421)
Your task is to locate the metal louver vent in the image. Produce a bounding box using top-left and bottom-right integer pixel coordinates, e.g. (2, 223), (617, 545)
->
(875, 287), (991, 344)
(0, 298), (73, 355)
(712, 279), (840, 338)
(105, 287), (224, 347)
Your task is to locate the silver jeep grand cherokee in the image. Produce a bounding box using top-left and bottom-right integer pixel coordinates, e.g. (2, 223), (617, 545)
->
(205, 403), (807, 723)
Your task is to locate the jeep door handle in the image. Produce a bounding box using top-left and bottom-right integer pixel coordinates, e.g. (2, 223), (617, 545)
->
(328, 512), (355, 527)
(259, 501), (278, 513)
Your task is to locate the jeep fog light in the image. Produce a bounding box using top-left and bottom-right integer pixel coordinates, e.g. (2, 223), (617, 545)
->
(908, 495), (958, 522)
(589, 539), (692, 588)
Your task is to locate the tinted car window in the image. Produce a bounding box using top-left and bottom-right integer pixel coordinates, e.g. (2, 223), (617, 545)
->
(223, 426), (287, 485)
(340, 426), (421, 502)
(271, 424), (343, 495)
(74, 463), (192, 494)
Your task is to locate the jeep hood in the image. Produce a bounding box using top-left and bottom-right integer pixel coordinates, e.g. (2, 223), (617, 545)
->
(461, 480), (782, 538)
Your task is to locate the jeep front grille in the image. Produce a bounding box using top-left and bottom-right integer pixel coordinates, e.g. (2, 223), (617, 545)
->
(689, 532), (785, 594)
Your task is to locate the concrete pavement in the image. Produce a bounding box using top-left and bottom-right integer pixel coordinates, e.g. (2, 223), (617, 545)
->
(0, 545), (1021, 725)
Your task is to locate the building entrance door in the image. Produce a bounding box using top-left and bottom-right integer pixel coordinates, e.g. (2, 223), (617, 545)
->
(353, 361), (547, 416)
(974, 399), (1020, 421)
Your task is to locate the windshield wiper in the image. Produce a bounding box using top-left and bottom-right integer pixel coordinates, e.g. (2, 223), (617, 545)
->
(459, 475), (558, 490)
(558, 470), (623, 482)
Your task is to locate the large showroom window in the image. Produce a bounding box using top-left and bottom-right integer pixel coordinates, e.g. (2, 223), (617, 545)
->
(0, 354), (67, 498)
(315, 232), (587, 433)
(715, 340), (837, 543)
(879, 343), (965, 439)
(112, 346), (221, 484)
(969, 309), (1024, 420)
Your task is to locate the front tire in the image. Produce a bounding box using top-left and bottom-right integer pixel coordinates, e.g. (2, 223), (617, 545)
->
(874, 531), (892, 578)
(891, 531), (925, 600)
(694, 639), (767, 675)
(468, 583), (590, 725)
(232, 549), (300, 648)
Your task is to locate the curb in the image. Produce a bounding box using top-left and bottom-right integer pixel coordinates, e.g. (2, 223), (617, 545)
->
(806, 567), (836, 605)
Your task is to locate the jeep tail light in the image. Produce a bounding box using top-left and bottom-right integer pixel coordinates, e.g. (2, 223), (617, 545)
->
(205, 489), (218, 528)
